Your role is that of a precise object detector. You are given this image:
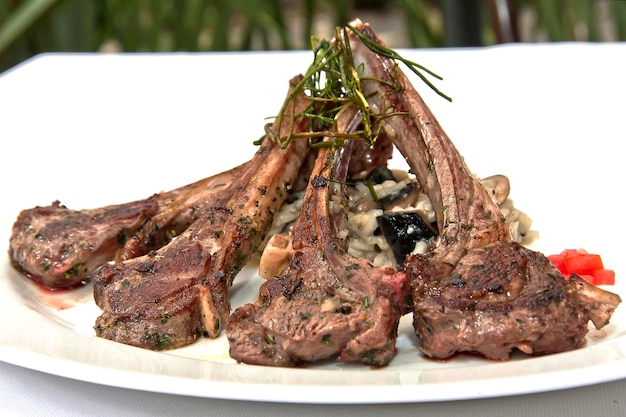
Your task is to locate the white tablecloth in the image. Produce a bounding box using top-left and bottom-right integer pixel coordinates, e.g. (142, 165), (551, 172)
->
(1, 43), (625, 416)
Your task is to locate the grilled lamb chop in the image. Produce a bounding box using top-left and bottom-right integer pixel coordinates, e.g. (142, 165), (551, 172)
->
(227, 107), (410, 367)
(346, 21), (621, 360)
(8, 165), (242, 289)
(117, 164), (245, 261)
(92, 76), (311, 349)
(404, 241), (622, 359)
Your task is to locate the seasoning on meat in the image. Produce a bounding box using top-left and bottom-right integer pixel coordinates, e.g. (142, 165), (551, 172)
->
(227, 107), (410, 367)
(346, 20), (621, 360)
(91, 76), (311, 350)
(8, 166), (243, 289)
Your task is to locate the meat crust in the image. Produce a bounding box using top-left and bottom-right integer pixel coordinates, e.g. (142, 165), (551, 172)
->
(227, 108), (410, 367)
(92, 76), (312, 350)
(406, 241), (621, 360)
(9, 199), (158, 288)
(8, 166), (242, 289)
(346, 20), (621, 360)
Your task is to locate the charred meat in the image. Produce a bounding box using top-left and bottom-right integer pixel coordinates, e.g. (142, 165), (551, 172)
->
(405, 241), (621, 359)
(346, 20), (621, 360)
(92, 76), (311, 350)
(227, 107), (410, 367)
(8, 166), (242, 289)
(9, 199), (158, 289)
(117, 164), (246, 261)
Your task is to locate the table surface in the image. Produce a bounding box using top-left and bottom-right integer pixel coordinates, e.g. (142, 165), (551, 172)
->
(2, 361), (626, 417)
(1, 42), (625, 416)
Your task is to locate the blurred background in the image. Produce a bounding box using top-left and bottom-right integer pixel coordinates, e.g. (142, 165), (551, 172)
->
(1, 0), (625, 74)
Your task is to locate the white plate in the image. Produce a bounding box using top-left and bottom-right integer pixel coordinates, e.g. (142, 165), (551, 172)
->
(1, 45), (625, 404)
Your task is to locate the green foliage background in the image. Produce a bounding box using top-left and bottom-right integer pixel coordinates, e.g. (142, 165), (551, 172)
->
(1, 0), (625, 73)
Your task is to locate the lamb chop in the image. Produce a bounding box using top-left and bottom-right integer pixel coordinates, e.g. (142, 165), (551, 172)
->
(405, 241), (622, 359)
(227, 106), (410, 367)
(117, 164), (245, 261)
(8, 166), (242, 289)
(346, 20), (621, 360)
(91, 75), (311, 350)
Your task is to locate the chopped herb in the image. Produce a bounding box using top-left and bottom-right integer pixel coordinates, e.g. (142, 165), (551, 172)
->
(238, 216), (252, 224)
(321, 334), (334, 346)
(232, 250), (248, 273)
(366, 179), (379, 202)
(461, 222), (474, 231)
(359, 348), (377, 360)
(141, 332), (171, 350)
(404, 293), (413, 306)
(64, 262), (85, 279)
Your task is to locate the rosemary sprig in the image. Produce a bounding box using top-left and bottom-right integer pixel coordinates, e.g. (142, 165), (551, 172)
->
(346, 24), (452, 103)
(261, 23), (450, 148)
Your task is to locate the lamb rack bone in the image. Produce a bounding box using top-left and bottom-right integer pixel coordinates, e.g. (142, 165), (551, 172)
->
(92, 75), (312, 349)
(9, 199), (158, 289)
(346, 20), (621, 360)
(227, 106), (410, 367)
(8, 165), (241, 289)
(348, 21), (511, 269)
(116, 163), (246, 261)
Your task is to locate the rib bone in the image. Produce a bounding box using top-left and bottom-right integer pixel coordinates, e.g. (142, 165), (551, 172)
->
(348, 23), (511, 269)
(92, 76), (311, 349)
(227, 106), (410, 367)
(346, 20), (621, 360)
(8, 166), (241, 289)
(117, 163), (245, 261)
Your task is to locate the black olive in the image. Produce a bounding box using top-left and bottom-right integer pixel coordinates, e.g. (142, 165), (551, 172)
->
(379, 181), (420, 210)
(377, 211), (437, 265)
(367, 166), (395, 184)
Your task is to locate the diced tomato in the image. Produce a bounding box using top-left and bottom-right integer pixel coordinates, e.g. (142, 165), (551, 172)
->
(592, 268), (616, 286)
(547, 248), (616, 286)
(547, 249), (586, 274)
(547, 254), (568, 275)
(563, 253), (603, 276)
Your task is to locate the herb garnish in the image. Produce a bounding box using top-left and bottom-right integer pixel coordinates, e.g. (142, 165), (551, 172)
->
(259, 24), (449, 149)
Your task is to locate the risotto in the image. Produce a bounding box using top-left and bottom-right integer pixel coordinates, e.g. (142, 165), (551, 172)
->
(264, 167), (532, 270)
